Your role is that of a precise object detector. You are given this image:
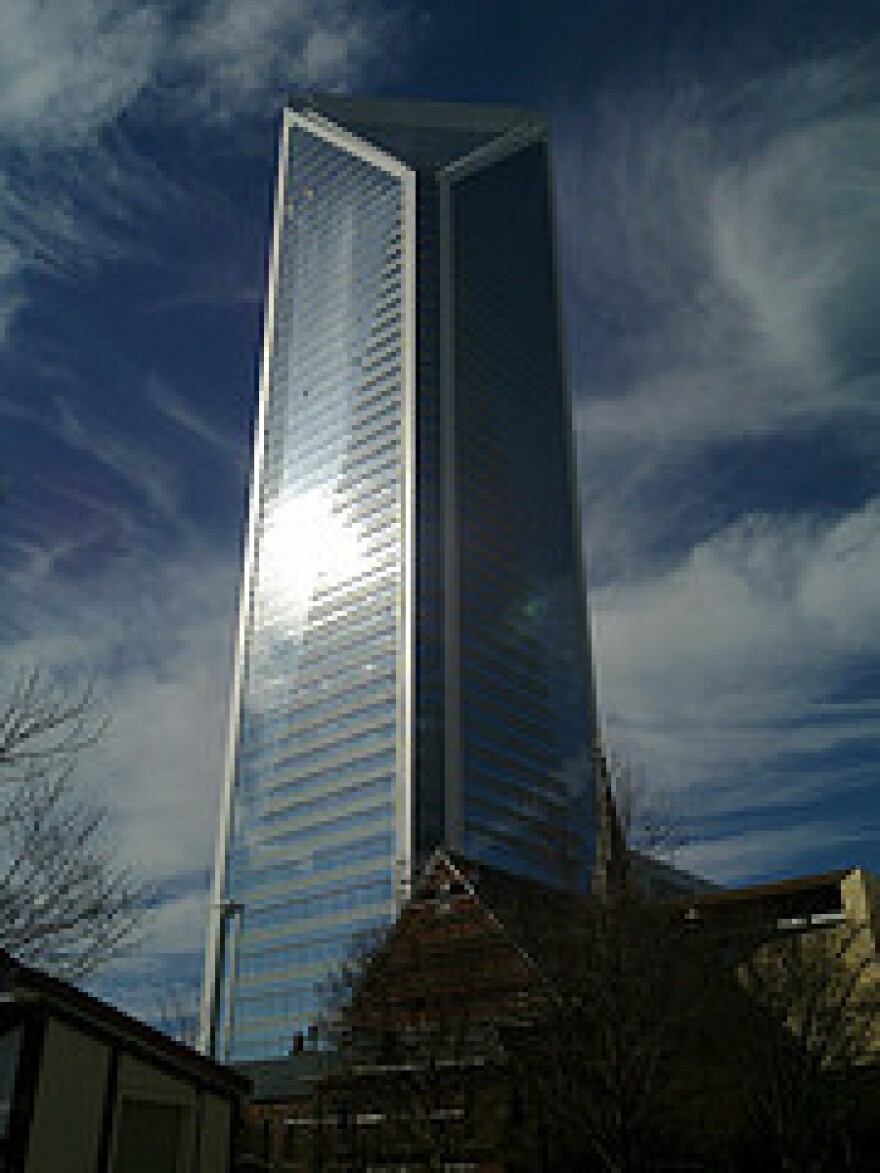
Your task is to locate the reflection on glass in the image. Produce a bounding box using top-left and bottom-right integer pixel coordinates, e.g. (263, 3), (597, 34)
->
(209, 100), (599, 1061)
(453, 140), (595, 889)
(223, 122), (405, 1060)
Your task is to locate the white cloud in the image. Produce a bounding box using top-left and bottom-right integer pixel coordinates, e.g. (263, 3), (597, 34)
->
(98, 597), (235, 882)
(146, 889), (214, 960)
(559, 55), (880, 467)
(0, 240), (26, 345)
(798, 503), (880, 651)
(595, 500), (880, 727)
(0, 0), (162, 144)
(0, 0), (405, 344)
(592, 499), (880, 880)
(2, 382), (237, 546)
(0, 0), (403, 145)
(146, 376), (242, 464)
(175, 0), (399, 120)
(2, 539), (239, 983)
(675, 819), (874, 887)
(554, 52), (880, 885)
(52, 398), (187, 525)
(0, 135), (188, 347)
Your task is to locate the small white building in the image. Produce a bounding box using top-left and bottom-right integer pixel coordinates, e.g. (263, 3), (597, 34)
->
(0, 950), (248, 1173)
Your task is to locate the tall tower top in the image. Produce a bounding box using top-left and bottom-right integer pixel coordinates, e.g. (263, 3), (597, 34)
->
(288, 94), (546, 171)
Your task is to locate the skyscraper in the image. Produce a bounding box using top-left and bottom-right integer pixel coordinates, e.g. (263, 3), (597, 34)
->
(199, 97), (598, 1061)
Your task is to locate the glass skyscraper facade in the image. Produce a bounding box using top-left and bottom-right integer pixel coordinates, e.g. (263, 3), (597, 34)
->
(200, 98), (598, 1061)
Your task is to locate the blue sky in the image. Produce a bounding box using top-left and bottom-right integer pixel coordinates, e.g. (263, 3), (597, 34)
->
(1, 0), (879, 1016)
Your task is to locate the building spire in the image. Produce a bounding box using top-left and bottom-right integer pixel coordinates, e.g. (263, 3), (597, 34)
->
(592, 741), (630, 900)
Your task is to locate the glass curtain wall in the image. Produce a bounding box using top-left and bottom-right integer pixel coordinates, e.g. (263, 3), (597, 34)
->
(451, 140), (596, 891)
(202, 99), (599, 1062)
(219, 121), (409, 1061)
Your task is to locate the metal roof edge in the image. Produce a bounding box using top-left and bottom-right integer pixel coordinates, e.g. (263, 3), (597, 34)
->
(0, 949), (249, 1095)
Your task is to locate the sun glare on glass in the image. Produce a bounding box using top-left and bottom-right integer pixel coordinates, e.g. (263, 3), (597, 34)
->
(257, 487), (366, 628)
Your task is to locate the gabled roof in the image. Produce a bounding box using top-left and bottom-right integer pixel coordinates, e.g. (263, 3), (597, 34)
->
(407, 848), (585, 990)
(333, 849), (571, 1031)
(288, 94), (545, 172)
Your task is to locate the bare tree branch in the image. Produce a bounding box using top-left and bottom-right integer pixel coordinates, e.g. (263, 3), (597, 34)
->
(0, 668), (149, 979)
(154, 983), (200, 1049)
(603, 746), (686, 863)
(735, 916), (880, 1171)
(0, 668), (109, 770)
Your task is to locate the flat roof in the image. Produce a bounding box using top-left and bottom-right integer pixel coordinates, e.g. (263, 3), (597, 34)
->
(288, 94), (543, 135)
(0, 950), (249, 1097)
(669, 868), (857, 922)
(237, 1054), (332, 1103)
(286, 94), (546, 172)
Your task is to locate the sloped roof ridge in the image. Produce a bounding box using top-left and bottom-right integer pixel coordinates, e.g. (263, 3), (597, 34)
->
(432, 846), (580, 905)
(419, 848), (578, 1002)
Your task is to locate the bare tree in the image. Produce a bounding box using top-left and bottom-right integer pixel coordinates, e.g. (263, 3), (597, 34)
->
(154, 982), (200, 1049)
(309, 877), (529, 1171)
(603, 747), (685, 862)
(733, 916), (880, 1172)
(499, 748), (719, 1171)
(500, 887), (713, 1173)
(0, 667), (149, 979)
(311, 752), (706, 1173)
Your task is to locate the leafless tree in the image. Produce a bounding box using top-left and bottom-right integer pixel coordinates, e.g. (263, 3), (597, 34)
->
(154, 982), (200, 1049)
(603, 747), (686, 862)
(501, 888), (711, 1173)
(499, 748), (718, 1172)
(733, 916), (880, 1172)
(0, 667), (149, 979)
(310, 889), (516, 1171)
(309, 745), (705, 1173)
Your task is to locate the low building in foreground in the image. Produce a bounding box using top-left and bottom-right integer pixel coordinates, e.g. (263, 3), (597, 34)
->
(673, 865), (880, 1064)
(232, 847), (715, 1170)
(0, 949), (248, 1173)
(233, 851), (880, 1171)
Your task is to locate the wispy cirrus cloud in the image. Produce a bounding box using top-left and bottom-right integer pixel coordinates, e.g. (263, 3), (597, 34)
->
(594, 499), (880, 732)
(591, 497), (880, 883)
(0, 0), (409, 344)
(52, 397), (186, 524)
(675, 818), (876, 887)
(0, 389), (197, 597)
(0, 0), (167, 340)
(1, 538), (239, 988)
(174, 0), (405, 121)
(560, 52), (880, 476)
(0, 134), (189, 347)
(0, 0), (404, 145)
(2, 373), (240, 557)
(559, 49), (880, 884)
(0, 0), (162, 145)
(145, 376), (243, 465)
